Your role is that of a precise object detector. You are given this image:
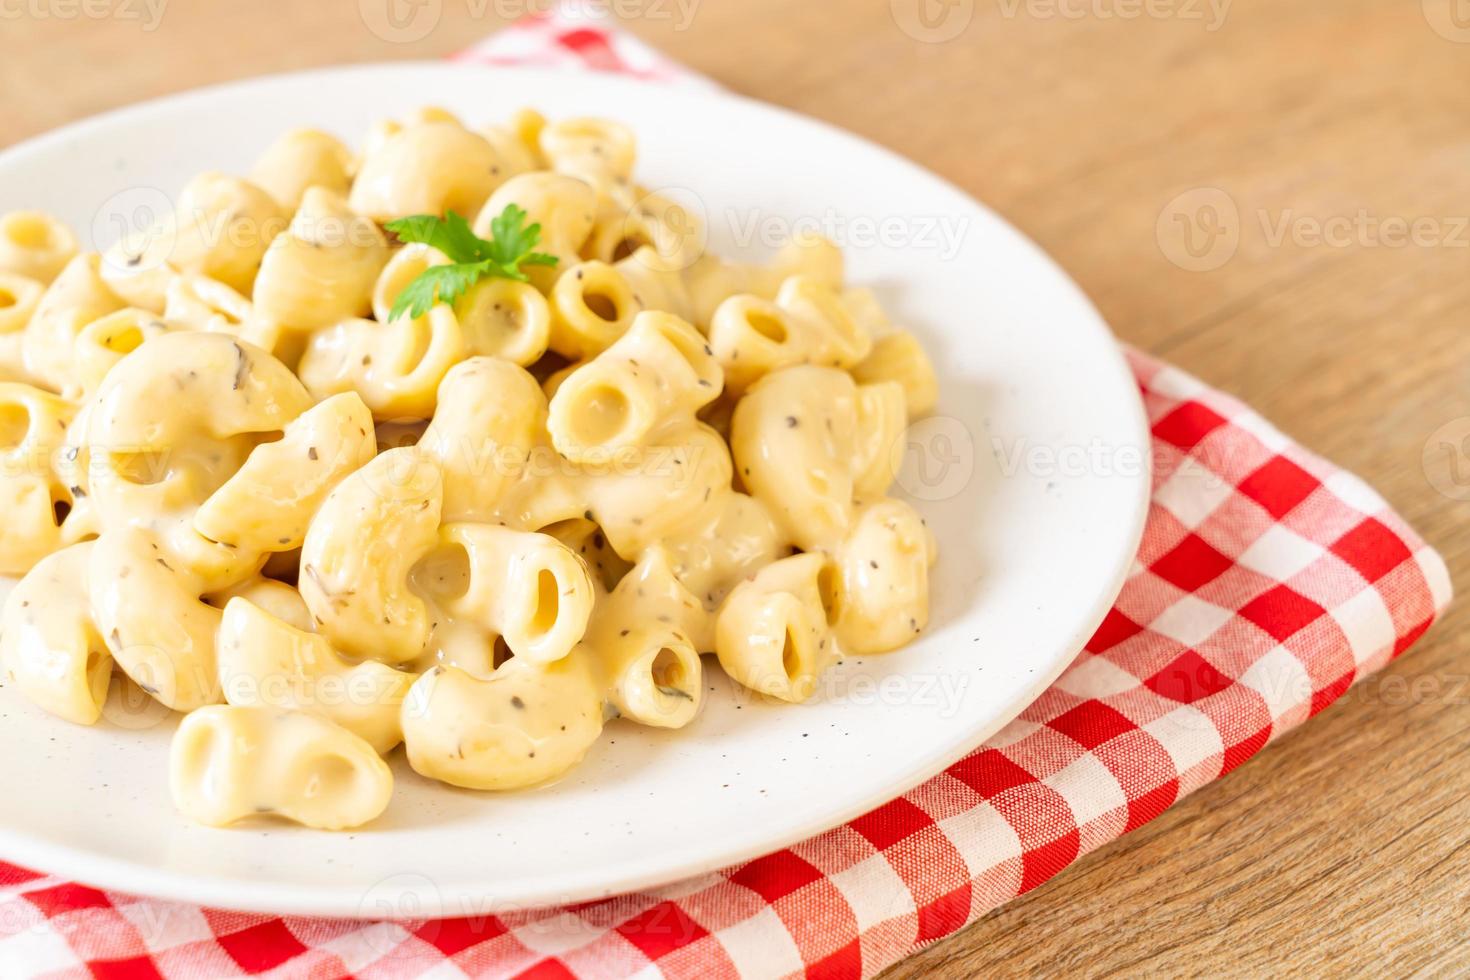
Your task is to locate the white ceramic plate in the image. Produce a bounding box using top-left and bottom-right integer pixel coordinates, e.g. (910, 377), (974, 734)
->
(0, 63), (1149, 917)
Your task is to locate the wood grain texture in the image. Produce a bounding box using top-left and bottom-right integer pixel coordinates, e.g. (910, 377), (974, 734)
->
(3, 0), (1467, 973)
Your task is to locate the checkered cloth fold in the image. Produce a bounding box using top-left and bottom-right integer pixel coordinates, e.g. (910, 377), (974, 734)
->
(0, 13), (1450, 980)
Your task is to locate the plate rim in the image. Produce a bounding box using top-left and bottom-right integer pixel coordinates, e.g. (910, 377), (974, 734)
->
(0, 60), (1151, 917)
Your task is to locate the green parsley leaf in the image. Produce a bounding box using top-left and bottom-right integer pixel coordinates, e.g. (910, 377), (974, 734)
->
(383, 205), (558, 321)
(389, 264), (483, 322)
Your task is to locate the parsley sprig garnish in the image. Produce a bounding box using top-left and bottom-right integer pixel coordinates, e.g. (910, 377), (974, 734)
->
(383, 205), (558, 321)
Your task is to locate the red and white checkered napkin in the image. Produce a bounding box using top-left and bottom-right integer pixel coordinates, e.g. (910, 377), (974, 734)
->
(0, 14), (1452, 980)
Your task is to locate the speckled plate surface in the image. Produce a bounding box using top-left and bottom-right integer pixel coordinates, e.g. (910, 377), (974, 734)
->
(0, 63), (1149, 917)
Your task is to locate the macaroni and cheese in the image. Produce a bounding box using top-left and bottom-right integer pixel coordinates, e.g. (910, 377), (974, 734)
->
(0, 108), (940, 831)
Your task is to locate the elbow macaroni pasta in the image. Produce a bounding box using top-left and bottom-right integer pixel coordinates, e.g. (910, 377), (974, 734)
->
(24, 254), (126, 393)
(710, 275), (873, 392)
(0, 382), (90, 573)
(171, 705), (392, 829)
(0, 542), (111, 725)
(349, 118), (505, 224)
(0, 107), (942, 831)
(217, 597), (414, 754)
(253, 187), (390, 333)
(0, 271), (45, 385)
(249, 128), (356, 212)
(0, 211), (78, 286)
(101, 172), (286, 307)
(715, 552), (840, 703)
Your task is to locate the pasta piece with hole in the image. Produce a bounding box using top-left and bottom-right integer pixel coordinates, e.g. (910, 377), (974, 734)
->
(299, 448), (442, 664)
(456, 276), (551, 366)
(298, 303), (464, 422)
(709, 275), (872, 393)
(548, 311), (721, 462)
(548, 259), (641, 358)
(22, 254), (125, 392)
(85, 331), (313, 590)
(583, 185), (707, 274)
(0, 542), (112, 724)
(70, 308), (172, 397)
(170, 705), (392, 830)
(369, 242), (443, 324)
(585, 548), (706, 729)
(416, 523), (594, 666)
(0, 382), (85, 575)
(0, 272), (44, 385)
(715, 552), (841, 703)
(0, 273), (31, 322)
(0, 211), (78, 286)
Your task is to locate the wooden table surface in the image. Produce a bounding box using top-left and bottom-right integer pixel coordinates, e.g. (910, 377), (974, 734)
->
(6, 0), (1469, 974)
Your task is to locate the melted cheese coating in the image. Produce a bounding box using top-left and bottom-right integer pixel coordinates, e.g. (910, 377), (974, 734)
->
(0, 108), (943, 831)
